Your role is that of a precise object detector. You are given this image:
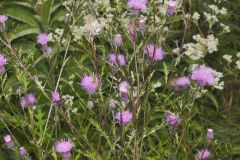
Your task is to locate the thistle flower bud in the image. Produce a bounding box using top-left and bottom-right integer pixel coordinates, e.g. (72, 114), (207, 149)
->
(4, 135), (14, 149)
(206, 128), (214, 141)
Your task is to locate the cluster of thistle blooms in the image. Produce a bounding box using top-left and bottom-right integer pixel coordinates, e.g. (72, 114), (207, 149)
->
(0, 15), (8, 74)
(182, 4), (229, 61)
(3, 135), (30, 159)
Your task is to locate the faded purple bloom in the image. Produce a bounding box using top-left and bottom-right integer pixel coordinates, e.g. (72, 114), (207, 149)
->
(52, 91), (61, 103)
(20, 96), (28, 109)
(191, 65), (216, 87)
(115, 110), (133, 125)
(128, 0), (147, 12)
(0, 15), (8, 31)
(108, 53), (127, 67)
(144, 44), (165, 61)
(119, 81), (130, 102)
(55, 139), (73, 160)
(37, 33), (49, 46)
(165, 113), (181, 129)
(109, 99), (116, 109)
(166, 1), (177, 15)
(42, 45), (52, 57)
(112, 34), (122, 46)
(206, 128), (214, 141)
(4, 135), (14, 149)
(19, 147), (28, 157)
(64, 13), (71, 23)
(0, 53), (7, 68)
(197, 149), (211, 160)
(81, 74), (99, 94)
(139, 19), (146, 31)
(175, 76), (190, 90)
(128, 23), (137, 41)
(20, 93), (36, 109)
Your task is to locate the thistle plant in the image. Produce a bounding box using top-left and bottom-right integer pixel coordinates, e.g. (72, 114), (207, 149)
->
(0, 0), (239, 160)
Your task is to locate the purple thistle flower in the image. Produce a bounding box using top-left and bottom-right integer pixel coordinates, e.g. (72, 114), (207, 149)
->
(191, 65), (216, 87)
(108, 53), (127, 67)
(174, 76), (190, 90)
(144, 44), (165, 61)
(119, 81), (130, 102)
(108, 53), (117, 64)
(112, 34), (122, 46)
(19, 147), (28, 157)
(4, 135), (14, 149)
(0, 53), (7, 68)
(128, 0), (147, 12)
(206, 128), (214, 141)
(165, 113), (181, 129)
(139, 19), (146, 31)
(51, 91), (61, 103)
(27, 93), (36, 105)
(115, 110), (133, 125)
(20, 93), (36, 109)
(81, 74), (99, 94)
(0, 15), (8, 24)
(116, 54), (127, 66)
(166, 1), (177, 16)
(55, 139), (73, 160)
(37, 33), (49, 46)
(197, 149), (211, 160)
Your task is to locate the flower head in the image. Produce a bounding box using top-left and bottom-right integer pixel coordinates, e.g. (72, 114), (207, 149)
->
(81, 74), (99, 94)
(166, 1), (177, 15)
(112, 34), (122, 46)
(20, 93), (36, 109)
(19, 147), (28, 157)
(37, 33), (49, 46)
(4, 134), (14, 149)
(51, 91), (61, 103)
(0, 53), (7, 68)
(55, 139), (73, 160)
(0, 15), (8, 24)
(144, 44), (165, 61)
(139, 19), (146, 31)
(206, 128), (214, 141)
(109, 99), (116, 109)
(115, 110), (133, 125)
(165, 113), (181, 129)
(175, 76), (190, 90)
(108, 53), (127, 67)
(191, 65), (216, 87)
(197, 149), (211, 160)
(128, 0), (147, 12)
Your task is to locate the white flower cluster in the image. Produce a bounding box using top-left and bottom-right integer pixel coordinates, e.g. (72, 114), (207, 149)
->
(209, 5), (228, 15)
(183, 34), (219, 60)
(212, 71), (224, 90)
(192, 12), (200, 21)
(62, 95), (74, 107)
(236, 52), (240, 70)
(223, 54), (232, 63)
(48, 28), (67, 45)
(204, 12), (219, 27)
(220, 23), (230, 33)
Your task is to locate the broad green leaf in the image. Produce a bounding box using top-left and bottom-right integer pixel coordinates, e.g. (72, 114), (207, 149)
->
(8, 24), (40, 41)
(204, 91), (219, 111)
(42, 0), (54, 25)
(1, 7), (40, 28)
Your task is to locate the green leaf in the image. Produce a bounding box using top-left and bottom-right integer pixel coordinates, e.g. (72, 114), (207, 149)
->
(8, 24), (40, 41)
(42, 0), (54, 25)
(1, 7), (40, 28)
(204, 91), (219, 111)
